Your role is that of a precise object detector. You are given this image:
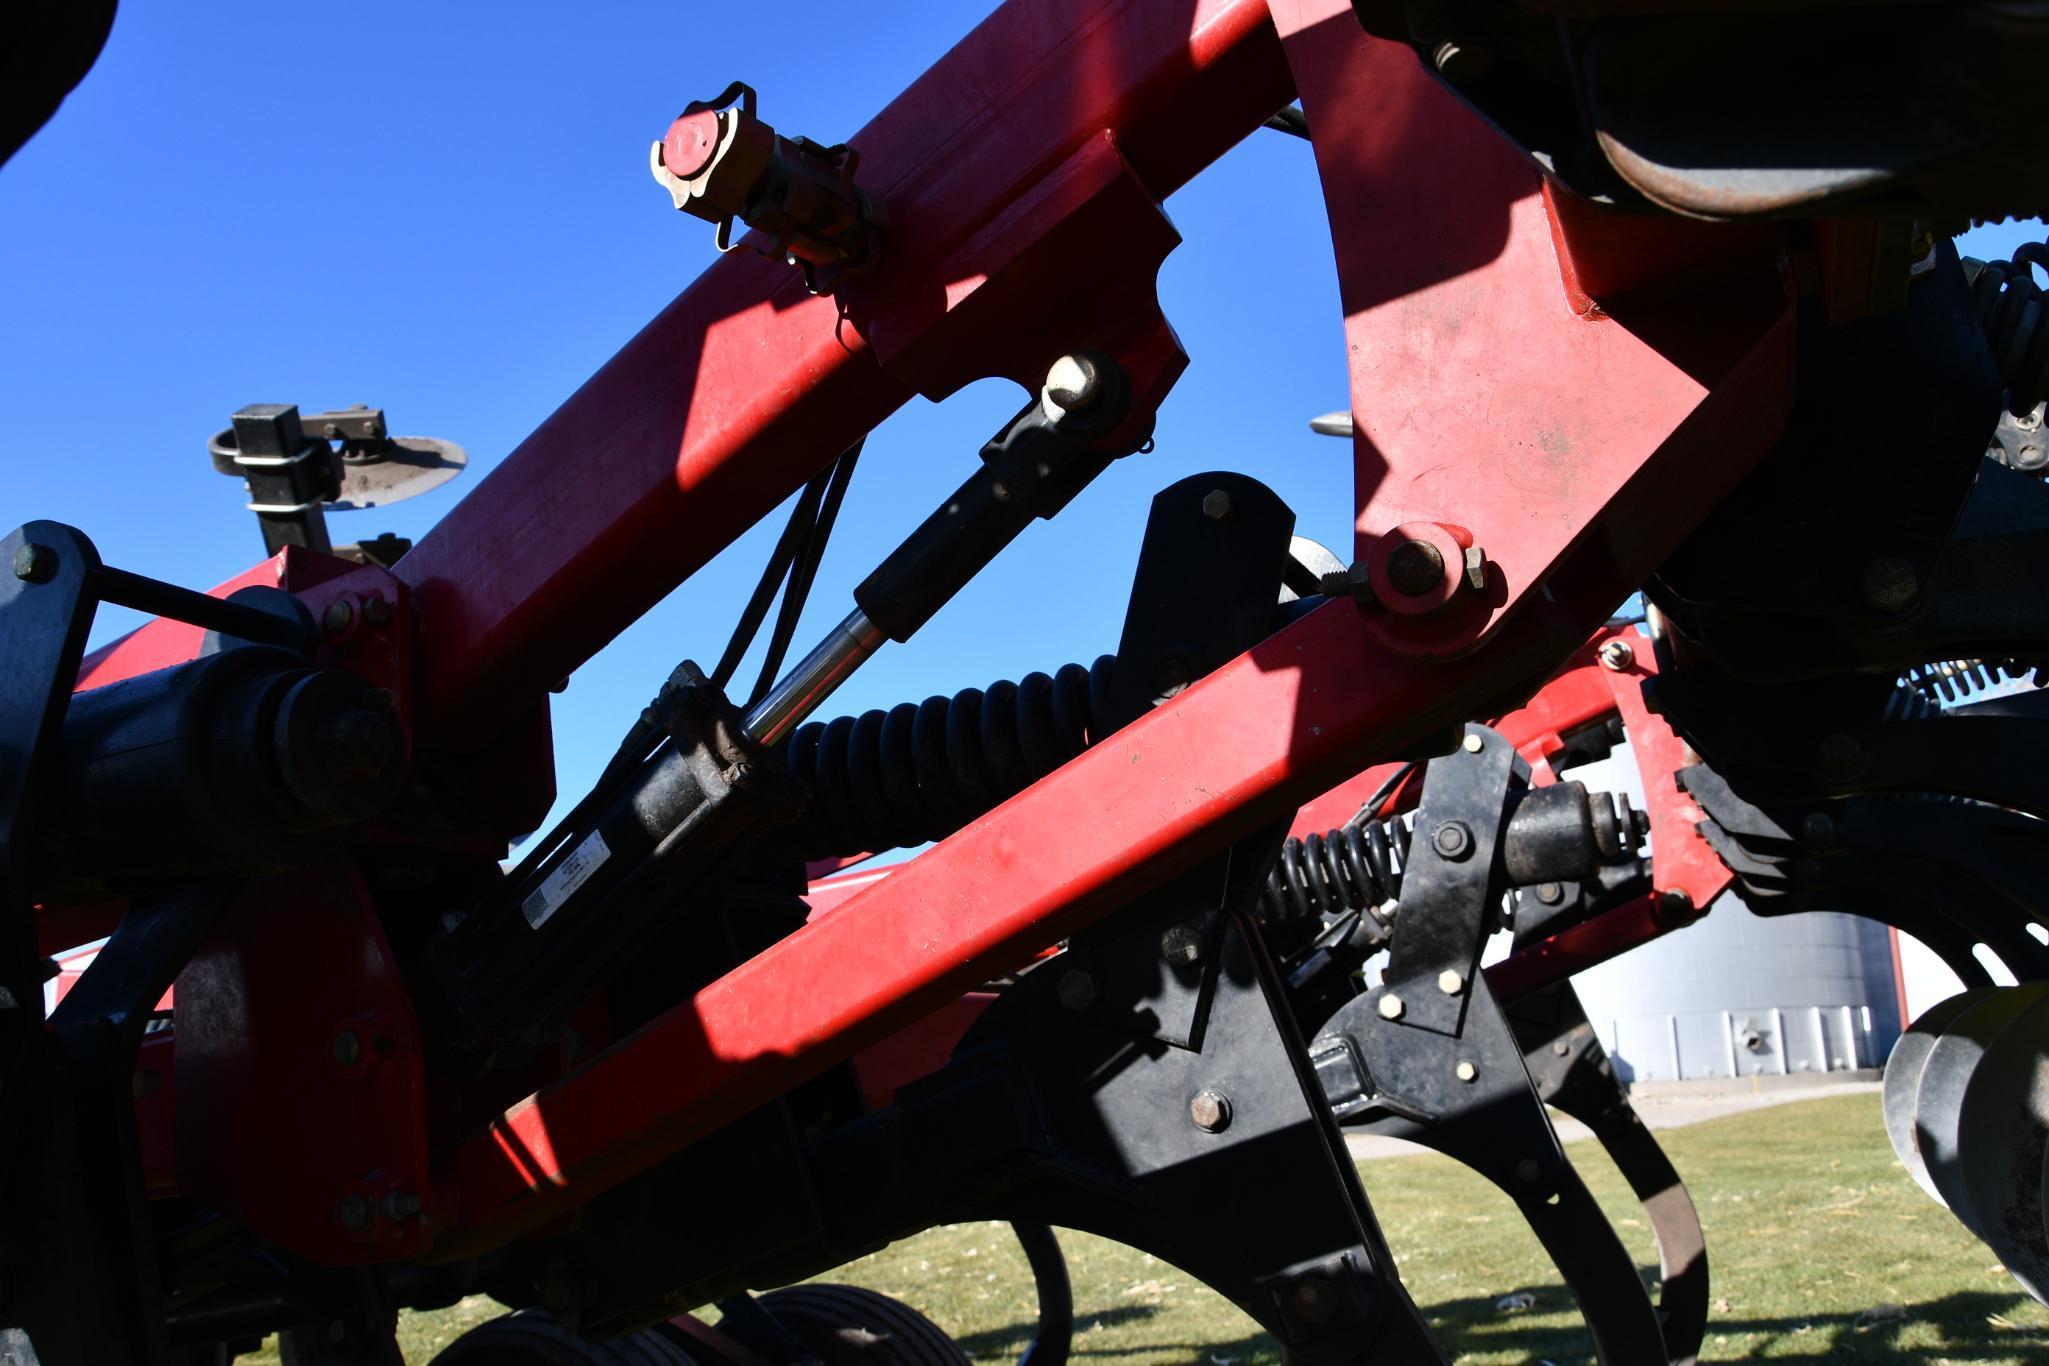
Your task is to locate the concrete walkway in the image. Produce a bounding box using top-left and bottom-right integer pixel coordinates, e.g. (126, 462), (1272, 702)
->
(1344, 1074), (1881, 1161)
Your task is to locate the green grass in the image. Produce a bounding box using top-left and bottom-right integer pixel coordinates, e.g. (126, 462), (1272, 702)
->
(258, 1092), (2049, 1363)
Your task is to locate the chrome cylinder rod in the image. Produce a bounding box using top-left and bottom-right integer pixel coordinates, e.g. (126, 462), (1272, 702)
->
(743, 607), (886, 748)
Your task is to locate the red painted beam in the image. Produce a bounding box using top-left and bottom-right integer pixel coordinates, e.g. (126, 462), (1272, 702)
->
(395, 0), (1295, 743)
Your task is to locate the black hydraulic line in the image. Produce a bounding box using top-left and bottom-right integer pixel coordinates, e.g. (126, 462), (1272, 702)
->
(1012, 1221), (1072, 1366)
(1347, 761), (1415, 827)
(750, 441), (862, 708)
(712, 466), (831, 692)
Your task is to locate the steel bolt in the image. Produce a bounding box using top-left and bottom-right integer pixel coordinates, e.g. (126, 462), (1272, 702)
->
(1461, 733), (1484, 754)
(1437, 969), (1464, 996)
(362, 596), (392, 627)
(1859, 556), (1919, 613)
(322, 599), (355, 637)
(1802, 811), (1836, 845)
(1160, 922), (1204, 969)
(1318, 563), (1374, 607)
(330, 1030), (362, 1067)
(1385, 539), (1445, 597)
(1430, 820), (1473, 860)
(1515, 1157), (1543, 1185)
(1455, 1060), (1479, 1083)
(1535, 882), (1565, 906)
(1150, 655), (1192, 701)
(1378, 992), (1405, 1021)
(1817, 732), (1863, 778)
(12, 544), (56, 583)
(336, 1194), (372, 1231)
(1055, 969), (1097, 1013)
(1045, 353), (1103, 410)
(1656, 889), (1696, 924)
(1597, 639), (1635, 672)
(1189, 1088), (1233, 1133)
(1463, 545), (1488, 592)
(1552, 1040), (1570, 1057)
(381, 1190), (422, 1221)
(1291, 1277), (1337, 1327)
(1201, 489), (1234, 521)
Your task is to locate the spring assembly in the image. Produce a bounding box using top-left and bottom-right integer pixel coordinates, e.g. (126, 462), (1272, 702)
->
(780, 658), (1115, 858)
(1260, 816), (1411, 932)
(1965, 240), (2049, 415)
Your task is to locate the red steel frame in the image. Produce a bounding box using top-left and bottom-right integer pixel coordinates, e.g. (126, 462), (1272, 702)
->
(65, 0), (1797, 1266)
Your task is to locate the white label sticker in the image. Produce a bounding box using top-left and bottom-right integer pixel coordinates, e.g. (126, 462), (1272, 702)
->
(521, 829), (612, 929)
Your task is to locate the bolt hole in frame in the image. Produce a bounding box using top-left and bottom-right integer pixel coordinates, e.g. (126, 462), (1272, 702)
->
(8, 0), (1892, 1357)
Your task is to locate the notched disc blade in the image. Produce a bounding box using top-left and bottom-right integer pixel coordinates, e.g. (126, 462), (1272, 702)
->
(332, 437), (467, 511)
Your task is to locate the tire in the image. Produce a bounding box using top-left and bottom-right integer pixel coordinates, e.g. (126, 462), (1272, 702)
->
(426, 1309), (696, 1366)
(753, 1285), (969, 1366)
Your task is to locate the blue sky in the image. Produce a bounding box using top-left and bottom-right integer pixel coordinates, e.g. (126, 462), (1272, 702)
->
(3, 2), (2039, 844)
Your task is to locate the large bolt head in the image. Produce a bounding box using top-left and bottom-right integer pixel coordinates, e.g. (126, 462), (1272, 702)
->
(336, 1194), (372, 1232)
(1055, 969), (1097, 1013)
(1189, 1088), (1233, 1133)
(1597, 638), (1635, 671)
(1291, 1277), (1337, 1326)
(1437, 969), (1465, 996)
(1159, 922), (1204, 969)
(1044, 353), (1103, 410)
(12, 544), (56, 583)
(1860, 556), (1919, 613)
(1386, 539), (1445, 597)
(1430, 820), (1473, 860)
(1378, 992), (1405, 1021)
(1201, 489), (1233, 521)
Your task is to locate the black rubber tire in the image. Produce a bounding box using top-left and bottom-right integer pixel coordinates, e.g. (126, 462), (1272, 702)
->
(753, 1285), (969, 1366)
(426, 1309), (696, 1366)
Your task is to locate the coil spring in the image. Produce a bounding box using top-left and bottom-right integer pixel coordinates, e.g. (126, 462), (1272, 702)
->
(781, 658), (1115, 858)
(1260, 815), (1412, 931)
(1966, 240), (2049, 415)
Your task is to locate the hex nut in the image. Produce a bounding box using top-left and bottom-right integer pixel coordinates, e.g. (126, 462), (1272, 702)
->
(1859, 556), (1919, 613)
(1462, 733), (1484, 754)
(1598, 638), (1635, 671)
(1378, 992), (1405, 1021)
(1437, 969), (1464, 996)
(330, 1030), (362, 1067)
(1160, 922), (1204, 969)
(336, 1194), (372, 1231)
(12, 544), (56, 583)
(1292, 1277), (1338, 1327)
(1055, 969), (1097, 1013)
(1201, 489), (1233, 521)
(1189, 1088), (1233, 1133)
(1455, 1060), (1479, 1083)
(1430, 821), (1473, 860)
